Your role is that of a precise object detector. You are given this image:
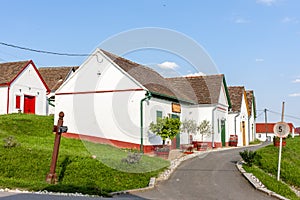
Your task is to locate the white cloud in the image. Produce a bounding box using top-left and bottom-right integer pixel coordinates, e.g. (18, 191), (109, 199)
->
(292, 79), (300, 83)
(289, 93), (300, 97)
(157, 61), (178, 69)
(184, 72), (206, 77)
(235, 18), (250, 24)
(256, 0), (276, 6)
(281, 17), (299, 24)
(255, 58), (264, 62)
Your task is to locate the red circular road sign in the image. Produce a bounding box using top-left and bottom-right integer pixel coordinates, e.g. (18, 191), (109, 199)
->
(273, 122), (290, 138)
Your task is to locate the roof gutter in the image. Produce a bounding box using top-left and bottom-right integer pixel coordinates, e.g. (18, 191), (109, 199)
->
(140, 91), (152, 153)
(150, 91), (195, 105)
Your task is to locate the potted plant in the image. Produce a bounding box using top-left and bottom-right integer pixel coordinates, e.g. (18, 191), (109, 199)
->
(150, 117), (181, 158)
(273, 136), (286, 147)
(184, 145), (194, 154)
(154, 145), (170, 158)
(195, 120), (211, 151)
(181, 119), (197, 145)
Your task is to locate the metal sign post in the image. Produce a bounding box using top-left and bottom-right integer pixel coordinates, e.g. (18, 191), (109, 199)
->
(273, 102), (290, 181)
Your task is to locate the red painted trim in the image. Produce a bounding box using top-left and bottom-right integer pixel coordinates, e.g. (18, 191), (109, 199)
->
(0, 83), (9, 87)
(217, 106), (227, 111)
(8, 60), (50, 94)
(6, 86), (10, 114)
(56, 88), (144, 96)
(62, 132), (154, 153)
(30, 60), (51, 94)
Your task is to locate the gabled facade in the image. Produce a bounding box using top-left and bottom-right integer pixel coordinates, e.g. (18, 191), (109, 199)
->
(0, 60), (49, 115)
(227, 86), (250, 146)
(39, 66), (78, 115)
(55, 49), (232, 152)
(168, 75), (231, 148)
(246, 90), (256, 142)
(55, 49), (194, 152)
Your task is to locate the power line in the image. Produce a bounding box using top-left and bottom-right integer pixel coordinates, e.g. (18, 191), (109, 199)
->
(268, 109), (300, 121)
(0, 42), (91, 57)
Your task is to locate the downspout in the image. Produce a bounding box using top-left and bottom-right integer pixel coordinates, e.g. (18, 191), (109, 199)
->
(140, 91), (152, 153)
(211, 106), (217, 148)
(6, 85), (10, 114)
(234, 113), (240, 136)
(248, 116), (251, 143)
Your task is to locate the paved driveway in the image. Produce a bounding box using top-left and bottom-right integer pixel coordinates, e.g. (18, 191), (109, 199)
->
(117, 144), (276, 200)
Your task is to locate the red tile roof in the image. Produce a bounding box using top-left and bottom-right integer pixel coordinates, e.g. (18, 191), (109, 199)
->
(167, 75), (225, 104)
(228, 86), (245, 112)
(0, 60), (50, 92)
(0, 60), (30, 85)
(39, 66), (79, 92)
(102, 50), (193, 103)
(101, 50), (229, 105)
(256, 123), (295, 133)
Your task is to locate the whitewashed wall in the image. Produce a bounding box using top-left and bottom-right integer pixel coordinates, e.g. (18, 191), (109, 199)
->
(0, 87), (8, 114)
(8, 63), (47, 115)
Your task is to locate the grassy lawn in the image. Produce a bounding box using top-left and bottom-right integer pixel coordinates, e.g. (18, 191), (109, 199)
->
(0, 114), (169, 196)
(243, 136), (300, 200)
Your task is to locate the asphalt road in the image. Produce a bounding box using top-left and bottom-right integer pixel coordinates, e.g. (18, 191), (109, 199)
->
(117, 144), (277, 200)
(0, 144), (277, 200)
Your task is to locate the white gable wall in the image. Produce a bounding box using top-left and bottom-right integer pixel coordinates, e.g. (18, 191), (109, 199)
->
(8, 63), (47, 115)
(248, 102), (256, 142)
(0, 87), (8, 114)
(55, 50), (158, 145)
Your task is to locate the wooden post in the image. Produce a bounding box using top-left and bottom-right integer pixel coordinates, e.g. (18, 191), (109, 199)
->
(46, 111), (64, 184)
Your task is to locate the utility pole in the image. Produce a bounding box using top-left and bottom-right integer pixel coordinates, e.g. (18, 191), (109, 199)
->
(264, 108), (268, 141)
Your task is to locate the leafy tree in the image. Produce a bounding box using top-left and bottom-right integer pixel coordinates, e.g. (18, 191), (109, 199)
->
(197, 120), (211, 141)
(149, 117), (181, 145)
(181, 119), (197, 143)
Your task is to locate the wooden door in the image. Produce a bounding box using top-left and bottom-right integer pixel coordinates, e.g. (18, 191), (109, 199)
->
(24, 95), (36, 114)
(242, 121), (246, 146)
(221, 120), (226, 147)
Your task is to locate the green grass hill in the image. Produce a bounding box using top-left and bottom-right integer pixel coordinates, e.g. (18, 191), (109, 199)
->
(0, 114), (169, 196)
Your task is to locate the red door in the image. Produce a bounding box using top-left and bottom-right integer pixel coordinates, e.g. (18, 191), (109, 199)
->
(24, 95), (36, 114)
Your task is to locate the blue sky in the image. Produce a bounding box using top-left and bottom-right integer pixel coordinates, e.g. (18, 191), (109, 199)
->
(0, 0), (300, 126)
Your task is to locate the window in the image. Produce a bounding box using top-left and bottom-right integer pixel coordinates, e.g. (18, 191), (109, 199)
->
(15, 95), (21, 109)
(156, 111), (162, 122)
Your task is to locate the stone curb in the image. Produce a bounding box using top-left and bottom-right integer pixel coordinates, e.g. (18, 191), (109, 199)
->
(236, 161), (289, 200)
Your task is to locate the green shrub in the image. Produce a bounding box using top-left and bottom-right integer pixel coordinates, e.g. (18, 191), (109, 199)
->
(121, 152), (142, 164)
(239, 150), (259, 167)
(3, 136), (20, 148)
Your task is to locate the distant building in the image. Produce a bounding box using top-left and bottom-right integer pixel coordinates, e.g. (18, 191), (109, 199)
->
(227, 86), (251, 146)
(0, 60), (49, 115)
(39, 66), (78, 115)
(256, 122), (295, 141)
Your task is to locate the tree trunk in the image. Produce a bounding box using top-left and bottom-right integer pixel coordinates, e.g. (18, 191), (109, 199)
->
(162, 139), (165, 145)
